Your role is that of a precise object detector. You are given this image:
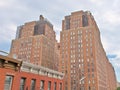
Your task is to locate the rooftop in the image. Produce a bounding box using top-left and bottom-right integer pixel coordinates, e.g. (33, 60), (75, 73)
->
(0, 54), (64, 79)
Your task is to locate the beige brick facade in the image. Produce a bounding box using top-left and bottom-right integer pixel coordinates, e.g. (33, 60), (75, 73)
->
(60, 11), (117, 90)
(10, 15), (58, 70)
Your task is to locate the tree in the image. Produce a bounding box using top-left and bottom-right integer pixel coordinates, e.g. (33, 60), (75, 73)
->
(117, 87), (120, 90)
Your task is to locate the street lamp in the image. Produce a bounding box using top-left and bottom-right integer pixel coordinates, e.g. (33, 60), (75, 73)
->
(79, 76), (86, 90)
(80, 76), (86, 82)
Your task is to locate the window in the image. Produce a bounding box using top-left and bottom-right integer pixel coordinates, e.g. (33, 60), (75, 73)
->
(80, 86), (84, 90)
(88, 86), (91, 90)
(54, 82), (57, 90)
(20, 78), (26, 90)
(92, 68), (94, 72)
(88, 74), (90, 78)
(60, 83), (62, 90)
(82, 15), (88, 27)
(4, 75), (13, 90)
(40, 80), (44, 90)
(81, 80), (84, 84)
(88, 80), (91, 84)
(48, 81), (51, 90)
(92, 74), (94, 78)
(92, 80), (95, 84)
(65, 17), (70, 30)
(81, 59), (84, 62)
(30, 79), (36, 90)
(87, 58), (89, 62)
(81, 68), (84, 73)
(88, 63), (90, 67)
(88, 69), (90, 72)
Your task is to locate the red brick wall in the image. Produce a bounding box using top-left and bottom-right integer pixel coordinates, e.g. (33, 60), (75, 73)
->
(0, 68), (64, 90)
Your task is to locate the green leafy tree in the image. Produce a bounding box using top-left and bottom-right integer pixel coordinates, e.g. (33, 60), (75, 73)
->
(117, 87), (120, 90)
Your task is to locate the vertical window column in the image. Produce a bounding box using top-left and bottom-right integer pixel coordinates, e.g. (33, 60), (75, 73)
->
(4, 75), (13, 90)
(30, 79), (36, 90)
(54, 82), (57, 90)
(40, 80), (44, 90)
(48, 81), (51, 90)
(60, 83), (62, 90)
(20, 78), (26, 90)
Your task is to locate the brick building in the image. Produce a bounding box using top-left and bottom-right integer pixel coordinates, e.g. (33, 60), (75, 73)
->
(55, 42), (61, 71)
(6, 10), (117, 90)
(0, 54), (64, 90)
(10, 15), (59, 70)
(59, 11), (117, 90)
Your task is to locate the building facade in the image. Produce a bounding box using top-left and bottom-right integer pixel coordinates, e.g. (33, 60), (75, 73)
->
(55, 42), (61, 71)
(10, 15), (58, 70)
(0, 54), (64, 90)
(59, 11), (117, 90)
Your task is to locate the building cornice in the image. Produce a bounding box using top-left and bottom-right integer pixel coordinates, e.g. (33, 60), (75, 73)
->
(21, 61), (64, 79)
(0, 55), (22, 71)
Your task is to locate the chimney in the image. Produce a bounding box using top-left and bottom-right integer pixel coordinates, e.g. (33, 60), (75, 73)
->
(39, 15), (44, 20)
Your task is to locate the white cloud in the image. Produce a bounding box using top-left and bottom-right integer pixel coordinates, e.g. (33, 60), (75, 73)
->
(0, 0), (20, 9)
(110, 56), (120, 65)
(0, 1), (8, 7)
(54, 27), (61, 42)
(0, 0), (11, 8)
(0, 23), (16, 43)
(103, 11), (120, 25)
(90, 0), (104, 6)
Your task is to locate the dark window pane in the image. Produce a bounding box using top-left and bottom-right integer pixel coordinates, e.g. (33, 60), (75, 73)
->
(54, 82), (57, 90)
(82, 15), (88, 27)
(34, 23), (45, 35)
(65, 16), (70, 30)
(60, 83), (62, 90)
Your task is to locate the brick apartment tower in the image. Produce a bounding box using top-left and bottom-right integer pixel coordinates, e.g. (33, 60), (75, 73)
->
(59, 11), (117, 90)
(10, 15), (59, 70)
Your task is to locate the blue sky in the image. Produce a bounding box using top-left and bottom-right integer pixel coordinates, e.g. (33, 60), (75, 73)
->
(0, 0), (120, 82)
